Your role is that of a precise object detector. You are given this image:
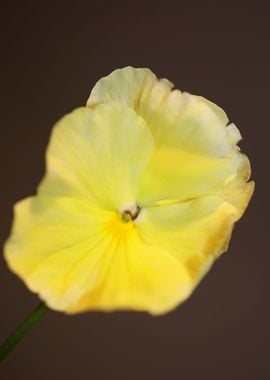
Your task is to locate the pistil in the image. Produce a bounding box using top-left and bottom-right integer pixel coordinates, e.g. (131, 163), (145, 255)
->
(121, 205), (141, 223)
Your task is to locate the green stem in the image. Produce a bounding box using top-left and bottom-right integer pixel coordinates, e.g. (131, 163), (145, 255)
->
(0, 302), (47, 361)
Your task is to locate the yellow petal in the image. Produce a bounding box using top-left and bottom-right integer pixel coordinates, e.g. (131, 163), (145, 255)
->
(136, 196), (237, 283)
(88, 67), (253, 216)
(221, 154), (254, 220)
(4, 196), (117, 309)
(87, 66), (236, 157)
(38, 103), (154, 210)
(5, 196), (193, 315)
(67, 195), (237, 315)
(87, 66), (157, 109)
(67, 227), (193, 315)
(137, 146), (240, 206)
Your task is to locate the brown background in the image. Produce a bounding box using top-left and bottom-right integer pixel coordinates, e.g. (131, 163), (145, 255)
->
(0, 1), (269, 379)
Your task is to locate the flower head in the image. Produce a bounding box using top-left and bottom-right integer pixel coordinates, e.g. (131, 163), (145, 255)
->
(4, 67), (254, 315)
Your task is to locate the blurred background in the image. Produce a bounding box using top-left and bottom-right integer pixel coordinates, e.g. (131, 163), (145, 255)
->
(0, 1), (269, 379)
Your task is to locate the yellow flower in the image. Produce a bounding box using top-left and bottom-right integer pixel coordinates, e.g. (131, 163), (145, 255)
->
(4, 67), (254, 315)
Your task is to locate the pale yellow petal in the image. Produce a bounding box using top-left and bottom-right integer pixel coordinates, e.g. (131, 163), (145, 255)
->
(87, 66), (157, 109)
(221, 154), (254, 219)
(135, 196), (237, 282)
(87, 66), (237, 157)
(39, 103), (154, 210)
(138, 147), (240, 206)
(88, 67), (252, 215)
(4, 196), (117, 309)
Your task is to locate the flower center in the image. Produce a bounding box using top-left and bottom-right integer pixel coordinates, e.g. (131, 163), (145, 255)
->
(121, 205), (141, 223)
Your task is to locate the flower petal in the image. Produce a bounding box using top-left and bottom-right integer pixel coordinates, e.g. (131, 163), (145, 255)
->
(88, 67), (253, 215)
(87, 66), (235, 157)
(135, 196), (238, 283)
(38, 103), (154, 210)
(5, 195), (194, 314)
(87, 66), (157, 109)
(137, 146), (240, 206)
(4, 196), (116, 309)
(221, 154), (254, 220)
(67, 230), (193, 315)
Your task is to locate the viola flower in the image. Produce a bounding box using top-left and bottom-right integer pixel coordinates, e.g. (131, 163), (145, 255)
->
(4, 67), (254, 315)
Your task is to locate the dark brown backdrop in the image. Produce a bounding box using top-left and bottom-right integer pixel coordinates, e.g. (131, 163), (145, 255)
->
(0, 1), (269, 379)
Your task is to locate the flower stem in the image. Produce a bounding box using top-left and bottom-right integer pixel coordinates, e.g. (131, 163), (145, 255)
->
(0, 302), (47, 361)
